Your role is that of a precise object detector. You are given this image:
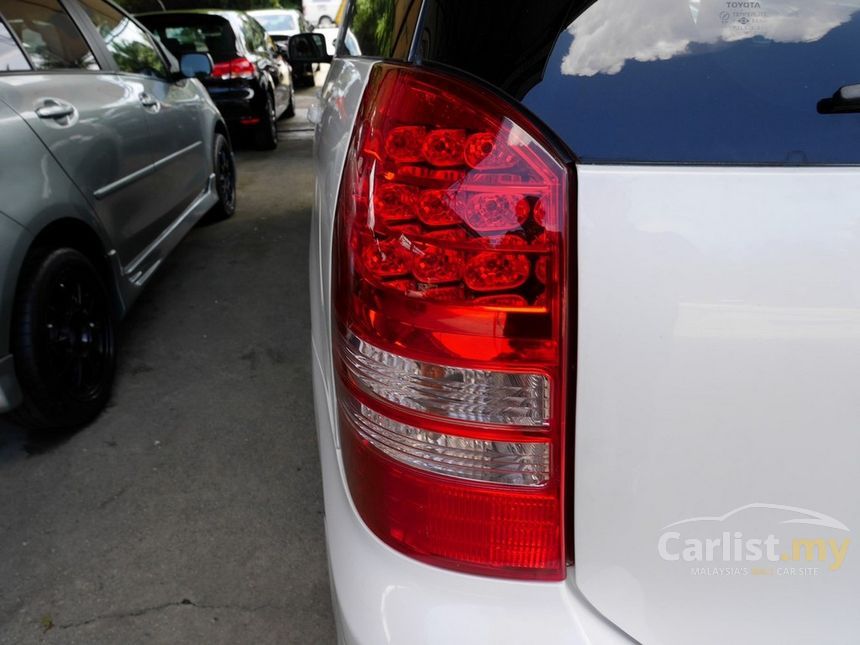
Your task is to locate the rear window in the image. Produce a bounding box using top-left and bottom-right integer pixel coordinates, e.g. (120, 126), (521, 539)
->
(139, 14), (236, 63)
(252, 13), (296, 32)
(421, 0), (860, 165)
(524, 0), (860, 165)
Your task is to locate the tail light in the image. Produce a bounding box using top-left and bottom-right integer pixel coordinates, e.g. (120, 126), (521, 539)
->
(212, 57), (256, 80)
(334, 64), (570, 580)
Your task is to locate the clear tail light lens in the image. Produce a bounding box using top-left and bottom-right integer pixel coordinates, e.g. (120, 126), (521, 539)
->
(334, 64), (570, 580)
(341, 332), (550, 426)
(344, 398), (551, 486)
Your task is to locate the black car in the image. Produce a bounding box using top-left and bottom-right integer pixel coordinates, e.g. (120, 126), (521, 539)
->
(139, 10), (294, 150)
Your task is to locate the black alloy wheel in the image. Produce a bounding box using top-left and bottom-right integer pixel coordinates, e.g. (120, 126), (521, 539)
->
(10, 248), (116, 430)
(282, 87), (295, 119)
(210, 132), (237, 219)
(255, 93), (278, 150)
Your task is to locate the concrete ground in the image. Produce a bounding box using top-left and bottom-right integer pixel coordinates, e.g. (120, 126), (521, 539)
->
(0, 87), (335, 644)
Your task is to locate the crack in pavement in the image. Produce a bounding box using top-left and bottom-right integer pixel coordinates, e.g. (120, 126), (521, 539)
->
(96, 485), (129, 510)
(58, 598), (284, 630)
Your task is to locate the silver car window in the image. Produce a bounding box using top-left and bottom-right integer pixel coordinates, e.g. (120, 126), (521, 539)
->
(0, 18), (30, 71)
(0, 0), (99, 70)
(78, 0), (167, 79)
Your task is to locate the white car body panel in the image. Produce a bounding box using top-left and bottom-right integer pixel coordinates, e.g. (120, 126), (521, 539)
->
(310, 57), (376, 446)
(575, 165), (860, 645)
(302, 0), (342, 26)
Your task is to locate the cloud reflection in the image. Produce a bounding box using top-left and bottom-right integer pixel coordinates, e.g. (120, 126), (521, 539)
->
(562, 0), (860, 77)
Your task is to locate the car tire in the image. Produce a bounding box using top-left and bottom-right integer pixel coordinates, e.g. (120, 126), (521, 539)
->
(304, 68), (317, 87)
(254, 93), (278, 150)
(209, 132), (237, 220)
(282, 89), (295, 119)
(294, 66), (315, 88)
(318, 16), (334, 27)
(10, 248), (116, 431)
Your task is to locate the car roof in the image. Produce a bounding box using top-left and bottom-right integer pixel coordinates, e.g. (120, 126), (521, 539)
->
(247, 9), (301, 15)
(137, 10), (246, 19)
(136, 10), (253, 42)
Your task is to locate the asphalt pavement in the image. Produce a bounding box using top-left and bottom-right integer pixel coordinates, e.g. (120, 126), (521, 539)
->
(0, 87), (335, 644)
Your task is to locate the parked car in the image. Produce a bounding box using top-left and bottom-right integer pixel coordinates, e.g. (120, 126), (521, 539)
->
(302, 0), (860, 643)
(314, 25), (360, 57)
(314, 26), (338, 57)
(139, 10), (294, 150)
(248, 8), (316, 87)
(0, 0), (235, 430)
(248, 8), (311, 37)
(301, 0), (341, 27)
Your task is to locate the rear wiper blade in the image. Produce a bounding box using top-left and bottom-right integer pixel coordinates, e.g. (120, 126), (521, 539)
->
(818, 84), (860, 114)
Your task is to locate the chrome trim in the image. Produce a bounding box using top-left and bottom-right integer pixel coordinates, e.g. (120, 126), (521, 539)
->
(93, 141), (203, 200)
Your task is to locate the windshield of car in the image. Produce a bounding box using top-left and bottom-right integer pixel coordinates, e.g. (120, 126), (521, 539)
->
(139, 14), (236, 63)
(252, 13), (296, 32)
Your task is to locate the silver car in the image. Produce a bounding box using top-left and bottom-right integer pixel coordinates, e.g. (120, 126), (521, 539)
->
(0, 0), (236, 429)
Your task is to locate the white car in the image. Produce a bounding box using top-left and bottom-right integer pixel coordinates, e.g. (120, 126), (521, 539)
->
(314, 26), (339, 57)
(247, 8), (308, 38)
(302, 1), (860, 643)
(314, 26), (361, 58)
(301, 0), (341, 27)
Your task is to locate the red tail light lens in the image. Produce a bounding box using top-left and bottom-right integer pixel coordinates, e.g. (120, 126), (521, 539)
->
(212, 57), (256, 80)
(334, 64), (570, 580)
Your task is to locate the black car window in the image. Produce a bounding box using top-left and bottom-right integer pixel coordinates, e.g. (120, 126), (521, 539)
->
(0, 0), (98, 70)
(243, 16), (268, 55)
(241, 17), (255, 52)
(139, 14), (237, 64)
(0, 17), (30, 71)
(78, 0), (167, 79)
(342, 0), (420, 59)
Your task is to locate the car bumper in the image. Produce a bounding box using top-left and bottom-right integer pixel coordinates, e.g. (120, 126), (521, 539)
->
(0, 354), (21, 412)
(311, 345), (634, 645)
(206, 85), (262, 124)
(293, 63), (314, 78)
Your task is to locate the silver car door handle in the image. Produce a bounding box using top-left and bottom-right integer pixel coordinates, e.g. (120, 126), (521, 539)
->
(139, 93), (159, 108)
(35, 103), (76, 120)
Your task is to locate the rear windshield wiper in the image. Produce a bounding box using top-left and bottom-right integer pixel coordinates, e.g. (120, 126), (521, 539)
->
(818, 84), (860, 114)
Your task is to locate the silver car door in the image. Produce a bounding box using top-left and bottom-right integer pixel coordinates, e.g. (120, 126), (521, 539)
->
(0, 0), (158, 267)
(76, 0), (210, 239)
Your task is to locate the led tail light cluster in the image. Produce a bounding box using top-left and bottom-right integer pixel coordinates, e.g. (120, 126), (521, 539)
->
(212, 57), (255, 80)
(334, 64), (570, 580)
